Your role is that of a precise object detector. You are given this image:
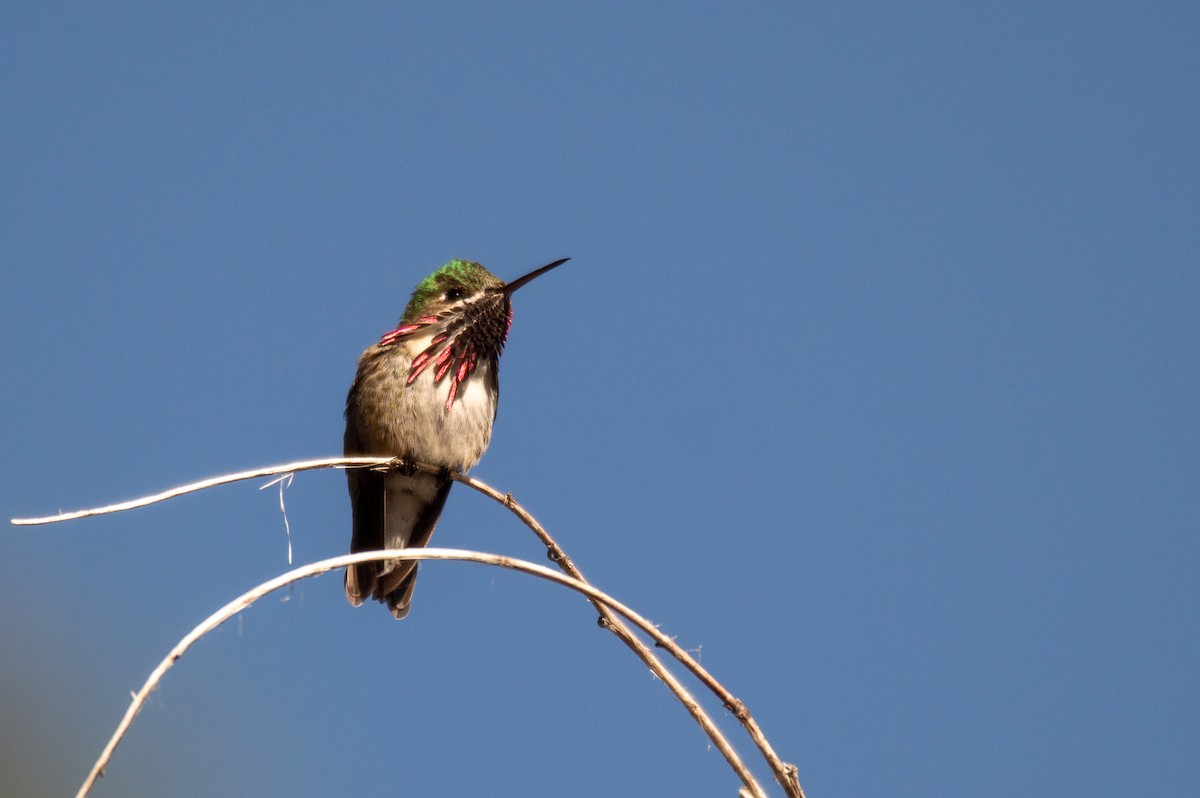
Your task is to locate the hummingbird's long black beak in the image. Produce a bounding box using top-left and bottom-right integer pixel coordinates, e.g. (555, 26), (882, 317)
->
(504, 257), (571, 295)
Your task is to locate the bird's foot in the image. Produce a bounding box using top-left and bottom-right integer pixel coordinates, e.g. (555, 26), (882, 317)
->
(390, 457), (418, 477)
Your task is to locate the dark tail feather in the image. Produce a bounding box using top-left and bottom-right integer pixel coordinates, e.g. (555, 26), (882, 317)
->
(344, 470), (452, 620)
(345, 467), (384, 607)
(382, 567), (419, 619)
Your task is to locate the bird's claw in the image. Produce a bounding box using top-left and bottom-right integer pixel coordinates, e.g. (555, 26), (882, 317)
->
(391, 457), (418, 477)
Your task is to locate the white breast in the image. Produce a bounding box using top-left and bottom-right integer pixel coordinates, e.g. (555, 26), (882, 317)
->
(398, 358), (497, 471)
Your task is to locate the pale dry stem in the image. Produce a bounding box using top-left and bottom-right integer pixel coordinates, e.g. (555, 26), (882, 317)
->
(12, 456), (801, 798)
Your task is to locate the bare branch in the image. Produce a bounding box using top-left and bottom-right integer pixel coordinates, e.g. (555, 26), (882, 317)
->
(75, 548), (766, 798)
(12, 458), (802, 797)
(10, 456), (394, 526)
(452, 474), (805, 798)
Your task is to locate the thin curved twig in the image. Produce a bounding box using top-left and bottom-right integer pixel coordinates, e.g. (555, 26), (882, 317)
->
(9, 456), (393, 526)
(452, 474), (804, 798)
(75, 548), (763, 798)
(12, 457), (801, 796)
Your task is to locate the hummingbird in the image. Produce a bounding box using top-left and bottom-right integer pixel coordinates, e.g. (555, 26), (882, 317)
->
(343, 257), (569, 619)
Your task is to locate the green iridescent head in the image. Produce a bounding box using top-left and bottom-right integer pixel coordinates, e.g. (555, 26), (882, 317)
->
(401, 259), (502, 322)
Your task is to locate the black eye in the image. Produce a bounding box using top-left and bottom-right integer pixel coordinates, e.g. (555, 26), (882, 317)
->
(444, 288), (465, 301)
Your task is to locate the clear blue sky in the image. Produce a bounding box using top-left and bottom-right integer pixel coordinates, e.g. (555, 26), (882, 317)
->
(3, 3), (1197, 796)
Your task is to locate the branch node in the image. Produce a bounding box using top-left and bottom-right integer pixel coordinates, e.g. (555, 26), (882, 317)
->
(725, 698), (750, 723)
